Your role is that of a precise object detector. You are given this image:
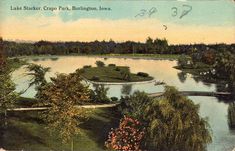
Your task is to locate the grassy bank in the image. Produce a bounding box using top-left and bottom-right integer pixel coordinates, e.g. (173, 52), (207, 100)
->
(81, 66), (153, 83)
(0, 107), (121, 151)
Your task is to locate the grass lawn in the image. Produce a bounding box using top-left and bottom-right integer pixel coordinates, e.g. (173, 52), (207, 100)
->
(0, 107), (121, 151)
(81, 66), (153, 83)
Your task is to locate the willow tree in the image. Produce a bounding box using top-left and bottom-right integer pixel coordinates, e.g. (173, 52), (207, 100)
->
(119, 86), (212, 151)
(37, 71), (90, 150)
(143, 86), (212, 151)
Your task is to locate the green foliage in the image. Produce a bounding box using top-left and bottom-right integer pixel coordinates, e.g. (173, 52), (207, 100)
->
(105, 116), (145, 151)
(177, 55), (189, 68)
(95, 61), (105, 67)
(36, 72), (90, 143)
(0, 49), (18, 126)
(144, 86), (212, 151)
(108, 64), (116, 67)
(81, 66), (153, 82)
(91, 76), (100, 81)
(120, 91), (152, 120)
(83, 65), (92, 68)
(137, 72), (149, 77)
(25, 64), (50, 93)
(90, 85), (111, 103)
(120, 87), (212, 151)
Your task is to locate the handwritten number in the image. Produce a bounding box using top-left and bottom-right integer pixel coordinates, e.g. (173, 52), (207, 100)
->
(135, 9), (147, 17)
(135, 7), (157, 18)
(148, 7), (157, 17)
(180, 5), (192, 19)
(171, 7), (177, 17)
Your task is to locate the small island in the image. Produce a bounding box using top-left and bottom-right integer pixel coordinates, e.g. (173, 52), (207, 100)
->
(80, 61), (154, 83)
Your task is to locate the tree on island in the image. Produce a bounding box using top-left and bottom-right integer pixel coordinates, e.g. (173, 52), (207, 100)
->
(95, 60), (105, 67)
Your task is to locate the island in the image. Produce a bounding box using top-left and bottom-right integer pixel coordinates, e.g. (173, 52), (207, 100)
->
(80, 61), (154, 83)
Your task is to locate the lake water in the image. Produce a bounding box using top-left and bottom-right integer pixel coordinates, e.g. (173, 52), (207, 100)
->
(12, 56), (235, 151)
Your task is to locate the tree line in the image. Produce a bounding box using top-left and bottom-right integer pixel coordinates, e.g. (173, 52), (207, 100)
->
(3, 37), (235, 56)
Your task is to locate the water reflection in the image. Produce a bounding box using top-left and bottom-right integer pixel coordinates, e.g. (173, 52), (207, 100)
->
(121, 84), (133, 96)
(228, 102), (235, 129)
(177, 71), (187, 83)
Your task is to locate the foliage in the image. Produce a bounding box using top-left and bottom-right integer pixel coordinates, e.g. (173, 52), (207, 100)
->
(90, 85), (111, 103)
(120, 69), (131, 81)
(91, 76), (100, 81)
(120, 87), (212, 151)
(25, 64), (50, 93)
(95, 61), (105, 67)
(105, 116), (145, 151)
(36, 72), (90, 143)
(83, 65), (92, 68)
(120, 91), (152, 120)
(143, 86), (212, 151)
(81, 66), (153, 82)
(0, 46), (18, 126)
(108, 64), (116, 67)
(177, 55), (189, 68)
(137, 72), (149, 77)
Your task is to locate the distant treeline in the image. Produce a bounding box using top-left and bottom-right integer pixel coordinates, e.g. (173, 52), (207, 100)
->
(2, 37), (235, 56)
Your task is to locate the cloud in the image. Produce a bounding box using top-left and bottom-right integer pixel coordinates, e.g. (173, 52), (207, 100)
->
(0, 16), (234, 44)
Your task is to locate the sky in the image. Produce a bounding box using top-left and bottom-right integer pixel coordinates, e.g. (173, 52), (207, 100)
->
(0, 0), (234, 44)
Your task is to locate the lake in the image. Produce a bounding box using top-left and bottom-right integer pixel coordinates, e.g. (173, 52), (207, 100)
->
(12, 56), (235, 151)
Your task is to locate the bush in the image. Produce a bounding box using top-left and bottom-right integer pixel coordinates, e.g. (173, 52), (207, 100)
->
(115, 67), (120, 71)
(105, 116), (145, 151)
(83, 65), (92, 68)
(137, 72), (149, 77)
(95, 61), (105, 67)
(108, 64), (116, 67)
(91, 76), (100, 81)
(110, 97), (118, 102)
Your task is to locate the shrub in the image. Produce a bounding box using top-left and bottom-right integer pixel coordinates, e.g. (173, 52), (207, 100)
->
(110, 97), (118, 102)
(95, 61), (105, 67)
(90, 85), (110, 103)
(108, 64), (116, 67)
(177, 55), (189, 68)
(91, 76), (100, 81)
(137, 72), (149, 77)
(115, 67), (120, 71)
(83, 65), (92, 68)
(105, 116), (145, 151)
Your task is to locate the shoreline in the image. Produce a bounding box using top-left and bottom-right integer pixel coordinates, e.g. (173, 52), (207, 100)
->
(83, 78), (156, 85)
(14, 54), (180, 61)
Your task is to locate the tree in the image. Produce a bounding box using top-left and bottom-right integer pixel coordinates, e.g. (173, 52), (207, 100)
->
(95, 60), (105, 67)
(0, 46), (18, 127)
(25, 64), (50, 94)
(120, 69), (131, 81)
(120, 91), (152, 121)
(37, 71), (90, 150)
(120, 86), (212, 151)
(143, 86), (212, 151)
(90, 84), (111, 103)
(177, 55), (189, 68)
(105, 116), (145, 151)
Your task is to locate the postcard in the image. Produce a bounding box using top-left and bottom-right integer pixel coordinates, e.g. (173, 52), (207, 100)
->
(0, 0), (234, 151)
